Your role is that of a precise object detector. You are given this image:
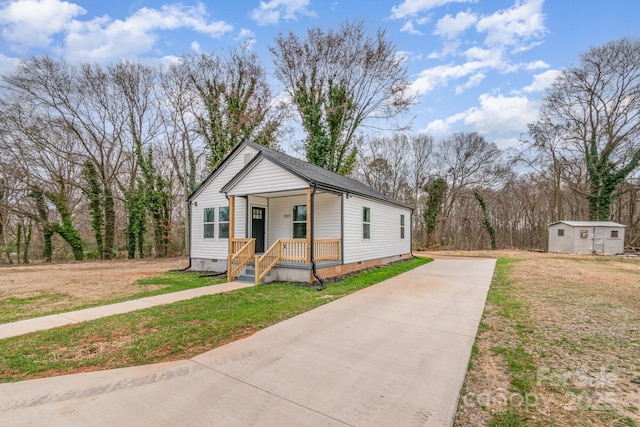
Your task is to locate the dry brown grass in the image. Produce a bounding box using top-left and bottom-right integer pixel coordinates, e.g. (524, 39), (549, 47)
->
(0, 258), (188, 322)
(420, 250), (640, 426)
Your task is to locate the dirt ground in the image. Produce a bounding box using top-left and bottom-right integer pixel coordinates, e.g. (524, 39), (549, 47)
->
(0, 258), (188, 322)
(418, 250), (640, 426)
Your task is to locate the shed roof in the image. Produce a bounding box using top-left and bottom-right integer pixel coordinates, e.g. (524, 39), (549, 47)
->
(549, 221), (626, 228)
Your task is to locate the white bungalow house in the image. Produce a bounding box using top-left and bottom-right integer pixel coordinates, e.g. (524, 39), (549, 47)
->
(548, 221), (626, 255)
(188, 141), (412, 285)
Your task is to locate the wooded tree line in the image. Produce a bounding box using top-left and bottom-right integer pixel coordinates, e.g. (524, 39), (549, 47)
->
(0, 22), (639, 262)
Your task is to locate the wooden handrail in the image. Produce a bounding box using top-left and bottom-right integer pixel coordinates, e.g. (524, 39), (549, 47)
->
(227, 238), (255, 281)
(255, 239), (282, 285)
(254, 238), (341, 285)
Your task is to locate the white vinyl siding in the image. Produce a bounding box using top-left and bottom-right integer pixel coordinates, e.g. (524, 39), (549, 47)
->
(266, 193), (341, 248)
(343, 195), (411, 264)
(190, 146), (253, 259)
(314, 193), (341, 239)
(226, 158), (307, 196)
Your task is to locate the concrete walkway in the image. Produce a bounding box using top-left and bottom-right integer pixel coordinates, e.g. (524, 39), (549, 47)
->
(0, 258), (496, 427)
(0, 281), (253, 340)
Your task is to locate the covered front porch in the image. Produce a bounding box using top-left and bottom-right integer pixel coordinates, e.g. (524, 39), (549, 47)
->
(226, 188), (342, 285)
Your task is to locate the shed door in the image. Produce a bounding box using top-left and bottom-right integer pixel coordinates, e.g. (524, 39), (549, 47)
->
(593, 227), (605, 254)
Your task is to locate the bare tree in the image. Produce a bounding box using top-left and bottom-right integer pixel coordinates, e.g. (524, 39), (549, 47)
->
(271, 21), (414, 175)
(407, 133), (434, 243)
(358, 133), (410, 200)
(536, 38), (640, 220)
(436, 132), (510, 246)
(2, 57), (130, 259)
(182, 48), (284, 169)
(0, 99), (85, 260)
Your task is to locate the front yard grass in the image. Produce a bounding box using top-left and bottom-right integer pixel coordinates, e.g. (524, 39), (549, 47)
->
(0, 256), (431, 383)
(0, 272), (226, 324)
(455, 255), (640, 427)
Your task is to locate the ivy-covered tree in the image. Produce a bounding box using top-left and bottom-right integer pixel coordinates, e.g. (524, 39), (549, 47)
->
(535, 38), (640, 220)
(22, 220), (31, 264)
(81, 160), (105, 258)
(124, 188), (146, 259)
(133, 120), (171, 257)
(47, 179), (83, 260)
(474, 192), (497, 249)
(271, 21), (413, 175)
(423, 178), (447, 248)
(29, 188), (54, 262)
(183, 48), (283, 169)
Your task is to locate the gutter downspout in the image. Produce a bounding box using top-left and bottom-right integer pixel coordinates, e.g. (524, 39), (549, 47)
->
(310, 183), (326, 291)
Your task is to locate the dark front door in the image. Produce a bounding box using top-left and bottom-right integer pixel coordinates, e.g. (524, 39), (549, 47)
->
(252, 207), (266, 253)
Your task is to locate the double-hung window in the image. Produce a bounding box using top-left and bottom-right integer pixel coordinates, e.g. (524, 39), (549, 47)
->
(293, 205), (307, 238)
(219, 207), (229, 239)
(363, 207), (371, 239)
(204, 208), (215, 239)
(400, 214), (405, 239)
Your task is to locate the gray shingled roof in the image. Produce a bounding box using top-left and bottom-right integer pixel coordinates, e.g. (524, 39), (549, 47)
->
(243, 141), (410, 209)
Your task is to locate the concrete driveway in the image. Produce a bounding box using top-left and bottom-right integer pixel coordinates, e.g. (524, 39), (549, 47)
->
(0, 258), (496, 426)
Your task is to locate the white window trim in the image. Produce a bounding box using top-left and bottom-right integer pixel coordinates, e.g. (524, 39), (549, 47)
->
(219, 206), (229, 239)
(204, 207), (215, 239)
(363, 207), (371, 240)
(400, 214), (405, 239)
(292, 204), (307, 239)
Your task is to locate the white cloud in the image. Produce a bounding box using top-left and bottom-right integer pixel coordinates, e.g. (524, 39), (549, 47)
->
(250, 0), (315, 26)
(400, 21), (423, 35)
(525, 60), (549, 70)
(239, 28), (255, 39)
(434, 11), (477, 39)
(63, 4), (232, 62)
(237, 28), (256, 49)
(0, 0), (85, 49)
(191, 41), (201, 53)
(423, 93), (540, 138)
(0, 53), (21, 76)
(411, 61), (485, 95)
(424, 111), (468, 135)
(464, 93), (540, 134)
(522, 69), (560, 93)
(476, 0), (546, 50)
(390, 0), (476, 20)
(454, 72), (485, 94)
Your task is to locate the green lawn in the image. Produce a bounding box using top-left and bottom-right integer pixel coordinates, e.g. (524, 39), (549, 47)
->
(0, 256), (431, 383)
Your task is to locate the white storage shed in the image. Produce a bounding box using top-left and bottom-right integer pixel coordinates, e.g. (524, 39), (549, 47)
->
(548, 221), (626, 255)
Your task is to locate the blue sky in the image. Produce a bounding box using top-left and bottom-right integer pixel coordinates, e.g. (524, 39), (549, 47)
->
(1, 0), (639, 150)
